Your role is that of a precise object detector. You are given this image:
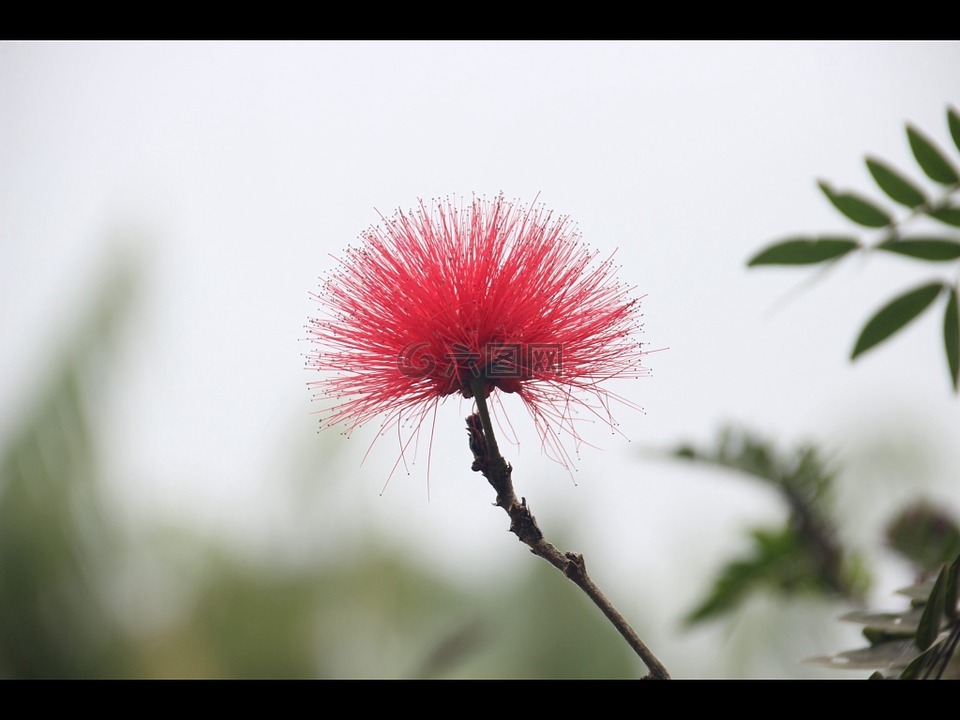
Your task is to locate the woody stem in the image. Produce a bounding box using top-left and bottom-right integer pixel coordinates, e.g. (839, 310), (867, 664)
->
(469, 378), (504, 468)
(467, 377), (670, 680)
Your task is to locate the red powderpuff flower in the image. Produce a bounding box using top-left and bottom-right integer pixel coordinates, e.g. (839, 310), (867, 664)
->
(306, 194), (649, 469)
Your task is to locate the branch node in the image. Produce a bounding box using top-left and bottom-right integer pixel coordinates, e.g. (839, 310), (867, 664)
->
(564, 552), (586, 580)
(508, 497), (544, 543)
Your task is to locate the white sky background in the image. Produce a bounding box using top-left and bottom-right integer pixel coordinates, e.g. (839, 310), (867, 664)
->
(2, 41), (959, 677)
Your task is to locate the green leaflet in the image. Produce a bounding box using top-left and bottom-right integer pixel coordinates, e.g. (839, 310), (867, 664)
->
(948, 106), (960, 155)
(929, 206), (960, 228)
(945, 287), (959, 393)
(915, 565), (948, 652)
(747, 237), (859, 266)
(907, 125), (960, 185)
(877, 237), (960, 261)
(851, 283), (944, 360)
(866, 157), (927, 208)
(818, 180), (893, 228)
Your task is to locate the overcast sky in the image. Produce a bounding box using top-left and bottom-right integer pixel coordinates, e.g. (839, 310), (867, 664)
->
(2, 41), (958, 677)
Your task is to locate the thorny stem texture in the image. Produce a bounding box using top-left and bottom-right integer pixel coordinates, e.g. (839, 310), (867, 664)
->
(467, 378), (670, 680)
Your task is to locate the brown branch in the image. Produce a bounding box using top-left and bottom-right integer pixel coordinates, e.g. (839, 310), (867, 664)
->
(466, 381), (670, 679)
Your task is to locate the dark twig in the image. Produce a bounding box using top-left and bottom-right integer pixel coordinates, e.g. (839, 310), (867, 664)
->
(467, 379), (670, 680)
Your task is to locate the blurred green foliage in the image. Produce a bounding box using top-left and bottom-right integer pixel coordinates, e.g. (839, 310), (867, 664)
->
(817, 505), (960, 680)
(886, 503), (960, 575)
(673, 427), (869, 625)
(741, 105), (960, 677)
(0, 260), (135, 677)
(672, 426), (960, 679)
(0, 255), (637, 678)
(811, 554), (960, 679)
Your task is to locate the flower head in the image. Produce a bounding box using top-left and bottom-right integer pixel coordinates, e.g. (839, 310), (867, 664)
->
(306, 194), (648, 466)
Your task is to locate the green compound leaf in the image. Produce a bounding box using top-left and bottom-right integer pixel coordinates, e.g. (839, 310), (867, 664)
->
(948, 106), (960, 155)
(928, 206), (960, 227)
(877, 237), (960, 261)
(915, 564), (948, 651)
(818, 181), (893, 228)
(907, 124), (960, 185)
(866, 157), (928, 208)
(945, 286), (960, 393)
(851, 282), (944, 360)
(895, 577), (940, 602)
(747, 236), (860, 266)
(840, 609), (924, 637)
(899, 649), (930, 679)
(946, 553), (960, 620)
(809, 640), (920, 672)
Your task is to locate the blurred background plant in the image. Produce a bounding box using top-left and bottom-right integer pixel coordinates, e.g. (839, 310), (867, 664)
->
(707, 105), (960, 679)
(0, 253), (638, 678)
